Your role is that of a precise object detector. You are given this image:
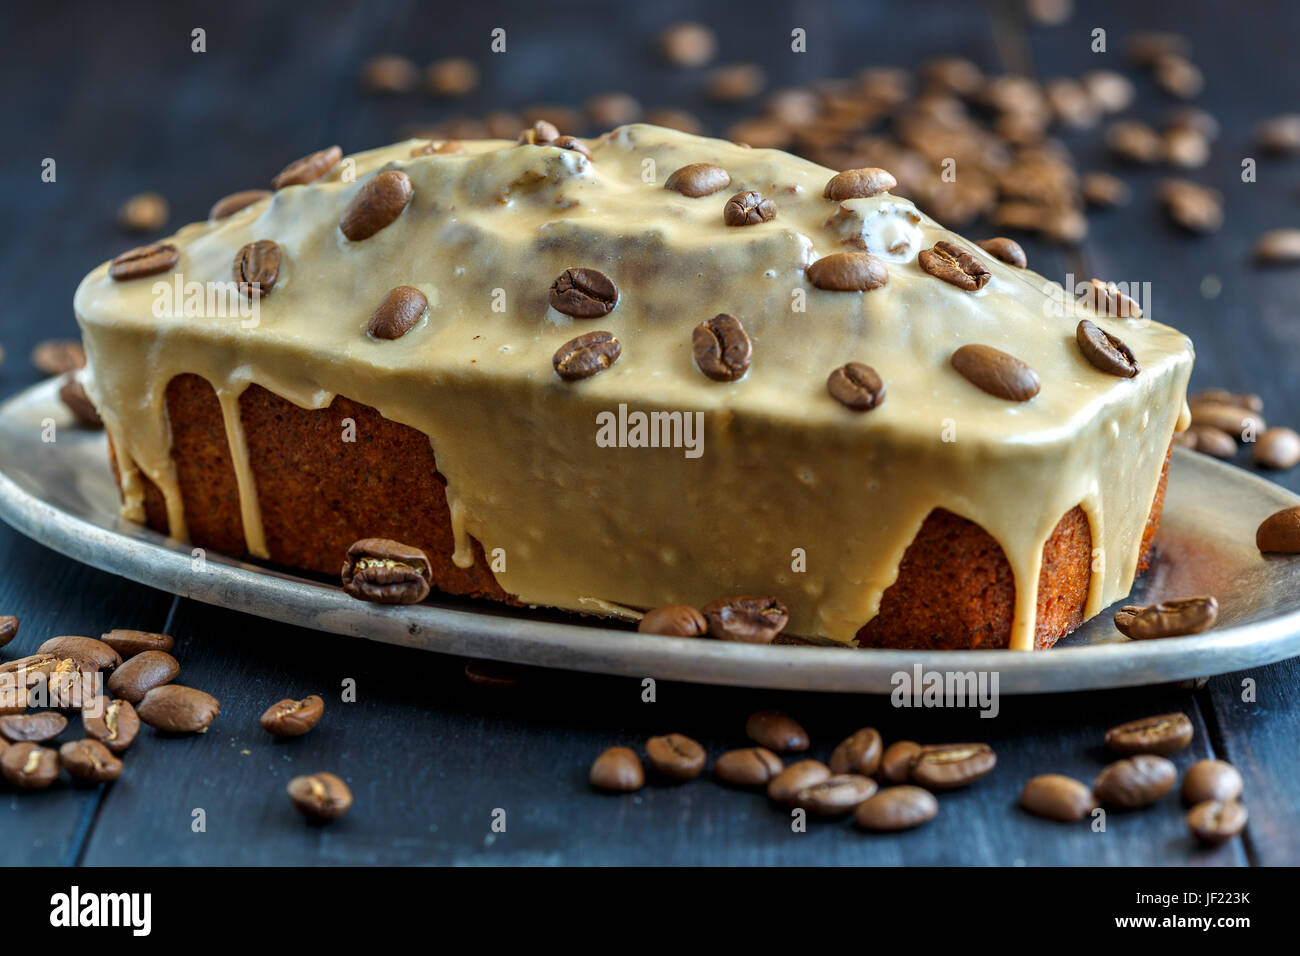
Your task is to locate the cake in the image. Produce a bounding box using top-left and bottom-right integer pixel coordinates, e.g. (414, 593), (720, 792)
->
(74, 124), (1195, 650)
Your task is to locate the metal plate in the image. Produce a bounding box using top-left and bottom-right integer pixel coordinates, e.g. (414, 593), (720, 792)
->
(2, 378), (1299, 693)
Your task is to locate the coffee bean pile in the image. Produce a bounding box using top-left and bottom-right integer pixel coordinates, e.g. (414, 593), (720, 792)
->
(1178, 388), (1300, 472)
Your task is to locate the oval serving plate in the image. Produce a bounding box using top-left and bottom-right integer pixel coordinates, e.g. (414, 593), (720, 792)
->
(1, 378), (1299, 694)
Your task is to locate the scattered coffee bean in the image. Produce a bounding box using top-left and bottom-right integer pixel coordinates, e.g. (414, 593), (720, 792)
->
(637, 605), (707, 637)
(643, 108), (704, 135)
(100, 629), (174, 660)
(1255, 114), (1300, 155)
(879, 740), (921, 783)
(136, 685), (219, 734)
(829, 727), (883, 776)
(723, 190), (776, 226)
(117, 192), (169, 232)
(272, 145), (342, 189)
(260, 695), (324, 737)
(548, 267), (618, 318)
(1125, 31), (1190, 66)
(705, 63), (766, 101)
(59, 375), (102, 427)
(646, 733), (706, 780)
(368, 286), (427, 340)
(83, 698), (139, 754)
(1189, 400), (1266, 437)
(288, 772), (353, 821)
(827, 362), (885, 411)
(1093, 754), (1177, 808)
(1152, 53), (1203, 99)
(659, 21), (717, 68)
(795, 774), (878, 816)
(590, 746), (644, 791)
(1106, 119), (1163, 164)
(854, 785), (939, 831)
(823, 167), (897, 201)
(107, 650), (179, 703)
(1186, 425), (1236, 459)
(341, 538), (432, 604)
(553, 330), (621, 382)
(32, 340), (86, 376)
(1163, 126), (1209, 168)
(806, 252), (889, 292)
(1, 741), (59, 789)
(60, 739), (122, 784)
(1257, 506), (1300, 553)
(951, 344), (1041, 402)
(1081, 171), (1130, 207)
(0, 652), (58, 676)
(1253, 228), (1300, 265)
(1078, 278), (1143, 318)
(340, 170), (414, 241)
(1020, 774), (1096, 822)
(1160, 179), (1223, 233)
(767, 759), (831, 804)
(110, 242), (179, 281)
(551, 135), (592, 159)
(745, 710), (809, 753)
(358, 53), (418, 94)
(209, 189), (272, 220)
(1186, 799), (1247, 845)
(976, 237), (1027, 268)
(909, 742), (996, 790)
(703, 595), (789, 643)
(1076, 319), (1140, 378)
(0, 711), (67, 743)
(714, 747), (783, 787)
(1183, 759), (1243, 805)
(517, 119), (561, 145)
(919, 241), (992, 292)
(585, 92), (641, 128)
(1113, 597), (1218, 640)
(664, 163), (731, 198)
(1253, 427), (1300, 470)
(425, 57), (478, 97)
(233, 240), (281, 299)
(692, 313), (753, 382)
(38, 635), (121, 672)
(0, 616), (16, 649)
(410, 140), (465, 157)
(1082, 69), (1135, 113)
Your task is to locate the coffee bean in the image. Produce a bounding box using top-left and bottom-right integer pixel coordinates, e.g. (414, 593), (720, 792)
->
(823, 167), (897, 201)
(425, 57), (478, 97)
(807, 252), (889, 292)
(340, 170), (414, 241)
(1081, 172), (1130, 207)
(32, 340), (86, 377)
(1256, 114), (1300, 155)
(692, 313), (753, 382)
(551, 135), (592, 160)
(0, 711), (66, 743)
(1186, 425), (1236, 459)
(136, 685), (219, 734)
(273, 145), (342, 189)
(646, 733), (706, 780)
(462, 659), (522, 689)
(744, 710), (808, 753)
(1106, 120), (1163, 164)
(1253, 427), (1300, 470)
(367, 286), (427, 340)
(951, 344), (1040, 402)
(1153, 54), (1203, 99)
(1, 741), (59, 789)
(1125, 31), (1190, 66)
(1020, 774), (1096, 822)
(919, 240), (991, 292)
(723, 190), (776, 226)
(233, 239), (281, 299)
(659, 21), (716, 68)
(341, 538), (432, 604)
(826, 362), (885, 411)
(0, 616), (16, 649)
(410, 140), (465, 157)
(548, 267), (619, 318)
(767, 759), (830, 804)
(976, 237), (1027, 268)
(590, 746), (644, 791)
(637, 605), (707, 637)
(107, 650), (179, 703)
(703, 596), (789, 644)
(854, 785), (939, 831)
(1183, 759), (1243, 805)
(83, 698), (139, 754)
(1078, 278), (1143, 318)
(1189, 401), (1266, 437)
(117, 192), (168, 232)
(1093, 755), (1177, 808)
(1164, 126), (1209, 168)
(705, 63), (766, 101)
(209, 189), (272, 220)
(829, 727), (883, 776)
(643, 108), (705, 135)
(358, 53), (418, 94)
(664, 163), (731, 198)
(1186, 799), (1247, 844)
(1104, 712), (1194, 756)
(260, 695), (324, 737)
(1254, 228), (1300, 264)
(59, 375), (102, 428)
(0, 652), (58, 676)
(1076, 319), (1140, 378)
(109, 242), (179, 281)
(553, 330), (621, 382)
(714, 747), (783, 787)
(1257, 506), (1300, 553)
(1160, 179), (1223, 233)
(100, 629), (174, 660)
(585, 92), (641, 128)
(38, 635), (121, 672)
(795, 774), (877, 816)
(1082, 69), (1135, 114)
(1113, 597), (1218, 640)
(288, 772), (353, 821)
(60, 739), (122, 784)
(517, 119), (561, 145)
(45, 658), (99, 710)
(879, 740), (921, 783)
(909, 742), (996, 790)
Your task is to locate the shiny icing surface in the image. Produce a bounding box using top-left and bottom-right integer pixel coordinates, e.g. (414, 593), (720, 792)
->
(74, 125), (1194, 648)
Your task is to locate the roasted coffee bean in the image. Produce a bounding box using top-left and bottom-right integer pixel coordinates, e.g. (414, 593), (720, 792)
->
(714, 747), (783, 787)
(0, 652), (58, 677)
(553, 330), (621, 381)
(585, 91), (641, 128)
(637, 604), (707, 637)
(643, 108), (705, 135)
(1256, 114), (1300, 155)
(976, 237), (1027, 268)
(0, 615), (16, 649)
(109, 242), (179, 281)
(703, 595), (789, 643)
(705, 63), (766, 101)
(60, 739), (122, 784)
(1093, 755), (1177, 808)
(909, 743), (996, 790)
(854, 785), (939, 831)
(1, 741), (59, 789)
(664, 163), (731, 198)
(32, 340), (86, 376)
(288, 772), (353, 821)
(83, 698), (139, 754)
(551, 135), (592, 159)
(117, 191), (169, 232)
(1105, 712), (1194, 756)
(209, 189), (272, 220)
(340, 170), (414, 241)
(233, 239), (281, 299)
(548, 267), (619, 318)
(136, 685), (219, 734)
(1253, 427), (1300, 470)
(795, 774), (877, 816)
(368, 286), (427, 340)
(659, 21), (717, 68)
(1081, 172), (1130, 207)
(1188, 424), (1237, 458)
(590, 746), (644, 792)
(829, 728), (883, 776)
(273, 145), (342, 189)
(59, 375), (102, 427)
(744, 710), (808, 753)
(358, 53), (418, 94)
(1020, 774), (1096, 822)
(517, 119), (561, 145)
(823, 167), (897, 201)
(100, 629), (174, 660)
(341, 538), (432, 604)
(107, 650), (179, 703)
(951, 344), (1040, 402)
(1183, 759), (1243, 804)
(46, 658), (99, 710)
(1113, 597), (1218, 640)
(879, 740), (921, 783)
(919, 240), (991, 291)
(0, 711), (66, 743)
(806, 252), (889, 292)
(38, 635), (120, 672)
(1153, 54), (1203, 99)
(767, 759), (830, 804)
(410, 140), (465, 157)
(260, 695), (324, 737)
(1106, 120), (1163, 164)
(1257, 506), (1300, 553)
(826, 362), (885, 411)
(1078, 278), (1143, 318)
(1164, 126), (1209, 168)
(646, 733), (706, 780)
(1076, 319), (1140, 378)
(1082, 69), (1135, 114)
(425, 57), (478, 97)
(1253, 228), (1300, 264)
(1125, 31), (1190, 66)
(1160, 179), (1223, 233)
(692, 313), (752, 382)
(1186, 799), (1247, 845)
(1189, 400), (1266, 437)
(723, 190), (776, 226)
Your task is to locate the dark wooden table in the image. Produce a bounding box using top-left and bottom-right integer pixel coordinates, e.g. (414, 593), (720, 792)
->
(3, 0), (1298, 866)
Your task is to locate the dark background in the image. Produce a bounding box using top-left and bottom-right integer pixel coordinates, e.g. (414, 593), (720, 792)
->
(1, 0), (1298, 865)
